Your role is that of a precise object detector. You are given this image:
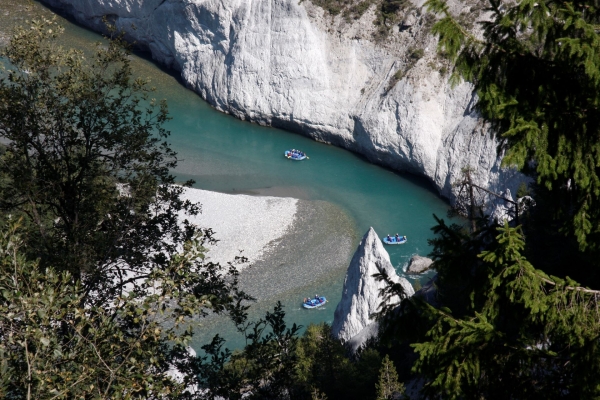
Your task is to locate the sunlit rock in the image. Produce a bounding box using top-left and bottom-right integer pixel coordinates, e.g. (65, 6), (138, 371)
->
(332, 227), (413, 353)
(406, 255), (433, 275)
(40, 0), (526, 201)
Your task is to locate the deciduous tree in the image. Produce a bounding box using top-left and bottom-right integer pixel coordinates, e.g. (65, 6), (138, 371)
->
(0, 17), (211, 310)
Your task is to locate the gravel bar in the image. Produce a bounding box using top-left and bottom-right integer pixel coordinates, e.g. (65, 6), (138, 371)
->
(180, 187), (298, 269)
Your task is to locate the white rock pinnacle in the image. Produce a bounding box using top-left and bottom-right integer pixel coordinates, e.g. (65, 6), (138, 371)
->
(332, 227), (414, 353)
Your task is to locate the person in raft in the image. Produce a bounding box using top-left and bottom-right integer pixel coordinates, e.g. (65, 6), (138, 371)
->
(386, 234), (392, 241)
(315, 294), (321, 303)
(395, 233), (400, 242)
(303, 297), (308, 304)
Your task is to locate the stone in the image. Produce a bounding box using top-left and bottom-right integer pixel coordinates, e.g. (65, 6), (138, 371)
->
(332, 227), (414, 353)
(413, 275), (439, 308)
(40, 0), (527, 202)
(489, 188), (536, 224)
(406, 255), (433, 274)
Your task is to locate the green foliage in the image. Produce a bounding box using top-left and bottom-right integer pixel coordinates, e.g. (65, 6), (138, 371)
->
(0, 17), (247, 315)
(295, 323), (381, 399)
(377, 0), (406, 23)
(179, 302), (300, 399)
(0, 219), (229, 398)
(516, 181), (530, 198)
(0, 19), (253, 398)
(426, 0), (600, 249)
(407, 221), (600, 398)
(347, 1), (373, 19)
(375, 355), (404, 400)
(373, 0), (409, 39)
(307, 0), (349, 16)
(187, 321), (383, 399)
(409, 47), (424, 60)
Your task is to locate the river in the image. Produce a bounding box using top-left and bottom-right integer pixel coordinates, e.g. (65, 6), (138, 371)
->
(0, 1), (451, 350)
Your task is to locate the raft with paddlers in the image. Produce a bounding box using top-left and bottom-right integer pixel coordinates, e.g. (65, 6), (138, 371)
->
(285, 149), (308, 160)
(382, 234), (407, 245)
(303, 296), (326, 309)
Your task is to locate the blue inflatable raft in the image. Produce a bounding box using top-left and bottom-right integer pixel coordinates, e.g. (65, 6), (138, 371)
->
(285, 149), (308, 160)
(382, 235), (407, 245)
(303, 296), (326, 309)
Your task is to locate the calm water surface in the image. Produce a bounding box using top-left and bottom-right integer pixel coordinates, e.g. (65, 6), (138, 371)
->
(2, 2), (452, 350)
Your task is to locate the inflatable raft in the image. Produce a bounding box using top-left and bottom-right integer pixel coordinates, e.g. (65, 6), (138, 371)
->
(382, 235), (407, 245)
(285, 150), (308, 160)
(303, 296), (326, 309)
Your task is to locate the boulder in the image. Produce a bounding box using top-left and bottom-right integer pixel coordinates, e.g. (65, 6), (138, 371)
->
(406, 255), (433, 274)
(413, 275), (439, 308)
(332, 227), (414, 353)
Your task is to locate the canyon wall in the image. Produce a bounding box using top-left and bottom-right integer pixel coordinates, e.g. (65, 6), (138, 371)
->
(40, 0), (523, 199)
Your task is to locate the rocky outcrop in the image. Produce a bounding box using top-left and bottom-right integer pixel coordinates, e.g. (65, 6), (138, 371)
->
(489, 188), (536, 224)
(413, 275), (439, 308)
(332, 227), (414, 353)
(406, 255), (433, 274)
(40, 0), (524, 200)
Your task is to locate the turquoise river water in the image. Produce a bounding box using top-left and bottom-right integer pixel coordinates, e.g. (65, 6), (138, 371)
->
(2, 2), (452, 350)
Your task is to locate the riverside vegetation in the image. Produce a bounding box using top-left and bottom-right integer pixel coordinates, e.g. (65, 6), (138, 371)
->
(4, 0), (600, 397)
(0, 18), (397, 400)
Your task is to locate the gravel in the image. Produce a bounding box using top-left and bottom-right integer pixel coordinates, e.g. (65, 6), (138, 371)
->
(179, 188), (356, 301)
(237, 199), (357, 302)
(179, 187), (299, 269)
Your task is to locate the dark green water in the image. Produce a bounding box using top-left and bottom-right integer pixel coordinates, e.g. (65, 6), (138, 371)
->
(3, 2), (452, 350)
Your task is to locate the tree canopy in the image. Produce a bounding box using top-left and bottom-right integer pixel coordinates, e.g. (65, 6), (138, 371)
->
(0, 17), (216, 310)
(372, 0), (600, 396)
(0, 18), (253, 398)
(427, 0), (600, 249)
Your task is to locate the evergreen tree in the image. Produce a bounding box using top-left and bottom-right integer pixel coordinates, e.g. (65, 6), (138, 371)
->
(375, 355), (404, 400)
(407, 220), (600, 398)
(426, 0), (600, 250)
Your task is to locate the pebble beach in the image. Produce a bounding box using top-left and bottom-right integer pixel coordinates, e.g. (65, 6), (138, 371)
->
(180, 187), (356, 301)
(179, 187), (300, 269)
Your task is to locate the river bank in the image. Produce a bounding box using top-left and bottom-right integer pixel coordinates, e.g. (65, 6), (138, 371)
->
(181, 187), (357, 301)
(180, 187), (299, 269)
(0, 2), (454, 348)
(38, 0), (524, 201)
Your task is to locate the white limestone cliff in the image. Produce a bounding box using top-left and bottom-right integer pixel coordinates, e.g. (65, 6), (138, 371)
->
(332, 227), (414, 353)
(40, 0), (524, 200)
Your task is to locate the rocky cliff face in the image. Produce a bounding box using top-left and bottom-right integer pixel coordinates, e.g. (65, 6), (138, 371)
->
(40, 0), (523, 199)
(332, 227), (414, 353)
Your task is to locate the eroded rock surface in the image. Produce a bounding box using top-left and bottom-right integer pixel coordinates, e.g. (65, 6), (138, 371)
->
(406, 255), (433, 274)
(41, 0), (524, 200)
(332, 227), (414, 353)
